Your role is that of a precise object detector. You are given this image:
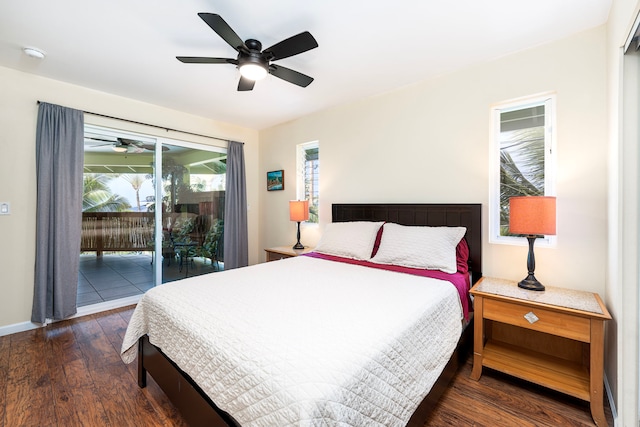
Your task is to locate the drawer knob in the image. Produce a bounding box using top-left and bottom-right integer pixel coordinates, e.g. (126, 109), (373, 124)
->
(524, 311), (539, 324)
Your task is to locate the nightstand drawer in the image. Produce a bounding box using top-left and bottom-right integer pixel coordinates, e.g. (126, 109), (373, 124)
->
(264, 246), (313, 262)
(483, 298), (591, 343)
(266, 251), (292, 262)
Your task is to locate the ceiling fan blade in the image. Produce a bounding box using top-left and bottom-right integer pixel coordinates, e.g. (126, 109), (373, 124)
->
(176, 56), (238, 65)
(85, 137), (115, 147)
(118, 138), (163, 152)
(86, 136), (167, 152)
(85, 136), (116, 143)
(237, 76), (255, 91)
(128, 146), (146, 154)
(264, 31), (318, 61)
(139, 143), (170, 152)
(119, 138), (143, 146)
(269, 64), (314, 87)
(198, 13), (246, 52)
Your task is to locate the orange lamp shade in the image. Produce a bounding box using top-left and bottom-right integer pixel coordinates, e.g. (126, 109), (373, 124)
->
(509, 196), (556, 236)
(289, 200), (310, 222)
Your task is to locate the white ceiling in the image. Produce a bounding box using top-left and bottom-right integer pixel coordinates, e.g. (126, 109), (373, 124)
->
(0, 0), (611, 130)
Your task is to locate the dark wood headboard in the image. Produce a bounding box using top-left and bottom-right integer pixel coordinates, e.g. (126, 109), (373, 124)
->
(332, 203), (482, 283)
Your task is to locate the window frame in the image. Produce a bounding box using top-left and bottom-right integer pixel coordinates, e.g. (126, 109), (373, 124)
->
(489, 93), (557, 246)
(296, 140), (319, 224)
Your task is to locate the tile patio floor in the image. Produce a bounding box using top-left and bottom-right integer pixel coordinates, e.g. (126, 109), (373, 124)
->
(77, 252), (221, 307)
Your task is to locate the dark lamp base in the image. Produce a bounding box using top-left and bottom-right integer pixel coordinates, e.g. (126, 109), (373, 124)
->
(518, 274), (545, 291)
(292, 221), (304, 250)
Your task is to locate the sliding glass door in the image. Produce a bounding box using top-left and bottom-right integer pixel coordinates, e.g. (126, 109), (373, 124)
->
(80, 125), (225, 307)
(154, 139), (226, 285)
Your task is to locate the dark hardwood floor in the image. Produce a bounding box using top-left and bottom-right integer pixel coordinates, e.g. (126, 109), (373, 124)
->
(0, 306), (613, 427)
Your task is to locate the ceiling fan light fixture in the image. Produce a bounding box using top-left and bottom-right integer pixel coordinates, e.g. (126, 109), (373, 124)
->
(239, 63), (268, 81)
(112, 145), (128, 153)
(177, 13), (317, 91)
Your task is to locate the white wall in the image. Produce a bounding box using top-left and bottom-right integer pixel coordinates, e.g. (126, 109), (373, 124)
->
(260, 27), (608, 297)
(0, 65), (260, 329)
(606, 0), (640, 424)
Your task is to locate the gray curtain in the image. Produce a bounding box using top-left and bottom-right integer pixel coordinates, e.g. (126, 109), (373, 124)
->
(223, 141), (248, 269)
(32, 102), (84, 323)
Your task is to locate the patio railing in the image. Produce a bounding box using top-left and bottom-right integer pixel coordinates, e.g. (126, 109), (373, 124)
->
(81, 212), (154, 255)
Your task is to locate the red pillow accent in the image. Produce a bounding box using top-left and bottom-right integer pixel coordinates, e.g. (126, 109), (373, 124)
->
(370, 223), (385, 258)
(456, 238), (469, 274)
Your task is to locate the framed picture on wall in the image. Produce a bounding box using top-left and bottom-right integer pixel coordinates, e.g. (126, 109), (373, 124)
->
(267, 170), (284, 191)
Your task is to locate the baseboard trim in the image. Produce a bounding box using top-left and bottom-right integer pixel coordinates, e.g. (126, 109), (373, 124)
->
(0, 294), (142, 337)
(0, 321), (41, 337)
(73, 294), (141, 318)
(604, 372), (618, 426)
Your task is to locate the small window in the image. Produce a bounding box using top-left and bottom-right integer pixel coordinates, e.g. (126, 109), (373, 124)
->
(489, 94), (556, 244)
(296, 141), (319, 223)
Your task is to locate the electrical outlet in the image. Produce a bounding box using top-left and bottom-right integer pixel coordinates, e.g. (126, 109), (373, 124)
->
(0, 202), (10, 215)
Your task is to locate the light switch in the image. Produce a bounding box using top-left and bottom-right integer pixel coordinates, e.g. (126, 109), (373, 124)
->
(0, 202), (10, 215)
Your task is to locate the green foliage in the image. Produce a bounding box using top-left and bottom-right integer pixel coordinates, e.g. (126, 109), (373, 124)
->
(201, 218), (224, 262)
(308, 204), (319, 223)
(171, 216), (195, 243)
(167, 216), (223, 263)
(83, 174), (131, 212)
(499, 128), (545, 236)
(146, 157), (188, 213)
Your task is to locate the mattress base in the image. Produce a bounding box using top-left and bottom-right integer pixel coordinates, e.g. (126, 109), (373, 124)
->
(138, 335), (240, 427)
(138, 317), (473, 427)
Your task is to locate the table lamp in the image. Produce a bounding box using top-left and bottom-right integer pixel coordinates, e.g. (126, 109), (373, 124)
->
(289, 200), (309, 250)
(509, 196), (556, 291)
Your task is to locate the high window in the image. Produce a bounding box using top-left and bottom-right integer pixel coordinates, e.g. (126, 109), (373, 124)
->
(296, 141), (319, 223)
(489, 94), (556, 244)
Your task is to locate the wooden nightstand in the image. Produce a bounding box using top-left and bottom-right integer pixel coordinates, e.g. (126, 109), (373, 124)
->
(470, 277), (611, 427)
(264, 246), (314, 262)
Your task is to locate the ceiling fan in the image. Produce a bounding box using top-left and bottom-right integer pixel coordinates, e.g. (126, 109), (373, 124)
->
(177, 13), (318, 91)
(86, 137), (168, 153)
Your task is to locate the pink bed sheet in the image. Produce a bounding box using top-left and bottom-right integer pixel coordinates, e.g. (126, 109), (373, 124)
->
(303, 251), (472, 321)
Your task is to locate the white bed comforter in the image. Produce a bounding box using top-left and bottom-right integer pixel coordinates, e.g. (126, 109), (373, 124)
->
(121, 256), (462, 427)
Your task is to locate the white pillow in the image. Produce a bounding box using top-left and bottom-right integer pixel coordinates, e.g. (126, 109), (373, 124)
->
(370, 223), (466, 273)
(314, 221), (384, 260)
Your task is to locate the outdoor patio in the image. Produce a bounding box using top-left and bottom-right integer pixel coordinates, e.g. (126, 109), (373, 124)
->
(77, 252), (221, 307)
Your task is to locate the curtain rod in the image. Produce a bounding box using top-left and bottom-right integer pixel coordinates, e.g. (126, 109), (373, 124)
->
(36, 100), (243, 144)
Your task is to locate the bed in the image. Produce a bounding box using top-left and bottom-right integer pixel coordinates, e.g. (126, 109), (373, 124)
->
(121, 203), (482, 426)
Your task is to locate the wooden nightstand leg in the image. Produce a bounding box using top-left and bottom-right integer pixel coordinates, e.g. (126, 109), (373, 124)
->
(470, 296), (483, 381)
(590, 319), (606, 426)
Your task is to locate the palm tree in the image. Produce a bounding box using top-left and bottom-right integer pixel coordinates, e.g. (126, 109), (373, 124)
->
(83, 174), (131, 212)
(121, 174), (147, 211)
(499, 128), (545, 235)
(146, 158), (187, 212)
